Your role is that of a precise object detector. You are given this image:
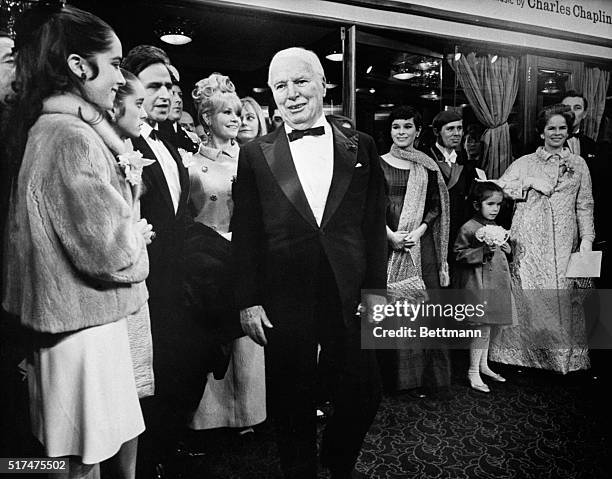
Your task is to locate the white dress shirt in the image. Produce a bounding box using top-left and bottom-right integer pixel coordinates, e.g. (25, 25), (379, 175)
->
(436, 142), (457, 167)
(285, 115), (334, 226)
(141, 122), (181, 213)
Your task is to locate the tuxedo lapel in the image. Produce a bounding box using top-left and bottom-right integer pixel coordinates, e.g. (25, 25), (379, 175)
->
(260, 129), (318, 229)
(132, 135), (175, 214)
(320, 125), (359, 228)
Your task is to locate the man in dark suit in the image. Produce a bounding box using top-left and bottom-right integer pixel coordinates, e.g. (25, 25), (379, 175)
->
(158, 76), (199, 154)
(425, 110), (478, 252)
(232, 47), (387, 479)
(122, 45), (210, 478)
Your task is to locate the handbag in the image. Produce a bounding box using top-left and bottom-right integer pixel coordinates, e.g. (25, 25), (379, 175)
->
(387, 249), (429, 304)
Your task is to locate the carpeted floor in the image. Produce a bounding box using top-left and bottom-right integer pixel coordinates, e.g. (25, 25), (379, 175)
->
(176, 358), (611, 479)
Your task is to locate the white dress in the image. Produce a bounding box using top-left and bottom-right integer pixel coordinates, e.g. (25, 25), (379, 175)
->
(186, 143), (267, 429)
(28, 317), (145, 464)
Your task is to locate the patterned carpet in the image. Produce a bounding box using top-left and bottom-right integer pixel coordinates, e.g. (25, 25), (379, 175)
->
(176, 355), (612, 479)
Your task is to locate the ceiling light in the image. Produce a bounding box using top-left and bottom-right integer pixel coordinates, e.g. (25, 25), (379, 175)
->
(156, 18), (194, 45)
(369, 88), (376, 94)
(491, 55), (498, 63)
(252, 87), (267, 93)
(420, 90), (440, 100)
(366, 65), (373, 74)
(325, 49), (343, 62)
(540, 69), (556, 74)
(393, 71), (419, 80)
(541, 78), (560, 94)
(454, 52), (462, 61)
(326, 83), (338, 89)
(379, 103), (395, 108)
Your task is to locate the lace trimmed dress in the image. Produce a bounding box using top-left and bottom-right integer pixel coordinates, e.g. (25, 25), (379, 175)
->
(186, 143), (266, 429)
(489, 147), (595, 373)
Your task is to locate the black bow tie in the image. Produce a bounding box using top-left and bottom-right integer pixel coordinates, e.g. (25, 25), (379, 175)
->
(288, 126), (325, 142)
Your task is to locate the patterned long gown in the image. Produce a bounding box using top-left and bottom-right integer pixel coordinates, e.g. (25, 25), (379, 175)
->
(489, 147), (595, 373)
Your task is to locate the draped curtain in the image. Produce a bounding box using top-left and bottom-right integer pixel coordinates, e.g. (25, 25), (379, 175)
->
(582, 66), (610, 141)
(449, 53), (519, 179)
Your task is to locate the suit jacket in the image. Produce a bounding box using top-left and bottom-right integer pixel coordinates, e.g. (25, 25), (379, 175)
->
(158, 120), (199, 153)
(131, 134), (192, 305)
(427, 145), (478, 246)
(232, 124), (387, 327)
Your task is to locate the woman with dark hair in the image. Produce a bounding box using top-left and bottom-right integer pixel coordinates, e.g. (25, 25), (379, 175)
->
(490, 104), (595, 373)
(3, 4), (153, 477)
(380, 105), (451, 393)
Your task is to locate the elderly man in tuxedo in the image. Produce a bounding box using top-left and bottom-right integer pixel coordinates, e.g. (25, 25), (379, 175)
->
(232, 47), (387, 479)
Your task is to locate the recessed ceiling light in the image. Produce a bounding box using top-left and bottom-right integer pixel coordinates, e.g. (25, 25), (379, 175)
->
(252, 87), (268, 93)
(326, 83), (338, 89)
(393, 72), (418, 80)
(366, 65), (373, 74)
(326, 50), (343, 62)
(379, 103), (395, 108)
(369, 88), (376, 94)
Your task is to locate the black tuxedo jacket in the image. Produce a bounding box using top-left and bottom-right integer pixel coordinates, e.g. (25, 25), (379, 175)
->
(158, 120), (199, 153)
(131, 135), (191, 304)
(231, 124), (387, 328)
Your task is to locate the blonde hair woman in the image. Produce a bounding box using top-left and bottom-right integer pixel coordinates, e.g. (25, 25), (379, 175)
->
(188, 73), (266, 433)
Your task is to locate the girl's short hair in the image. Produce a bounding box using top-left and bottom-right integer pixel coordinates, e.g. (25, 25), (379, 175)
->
(113, 69), (140, 119)
(240, 96), (268, 138)
(192, 73), (241, 130)
(536, 104), (574, 134)
(388, 105), (422, 130)
(470, 181), (504, 206)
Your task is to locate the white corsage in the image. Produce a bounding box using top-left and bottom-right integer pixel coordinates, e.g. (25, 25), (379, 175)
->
(117, 151), (155, 186)
(178, 148), (195, 168)
(475, 225), (509, 246)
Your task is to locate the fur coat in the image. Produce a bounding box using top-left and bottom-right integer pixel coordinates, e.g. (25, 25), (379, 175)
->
(3, 94), (149, 334)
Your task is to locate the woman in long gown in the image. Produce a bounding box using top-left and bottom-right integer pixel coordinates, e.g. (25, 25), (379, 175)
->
(188, 74), (266, 431)
(490, 104), (595, 374)
(380, 106), (451, 392)
(3, 5), (153, 478)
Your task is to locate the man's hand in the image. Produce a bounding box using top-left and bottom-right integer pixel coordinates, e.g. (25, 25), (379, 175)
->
(240, 305), (273, 346)
(500, 242), (511, 254)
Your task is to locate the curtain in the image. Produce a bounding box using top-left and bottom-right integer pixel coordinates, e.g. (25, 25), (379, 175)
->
(449, 53), (519, 179)
(582, 66), (610, 141)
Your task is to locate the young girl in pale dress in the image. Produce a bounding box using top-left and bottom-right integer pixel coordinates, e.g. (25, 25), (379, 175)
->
(453, 182), (514, 393)
(3, 5), (153, 478)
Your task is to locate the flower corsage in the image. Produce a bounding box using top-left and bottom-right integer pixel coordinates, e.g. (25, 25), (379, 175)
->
(558, 156), (576, 177)
(178, 148), (195, 168)
(117, 151), (155, 186)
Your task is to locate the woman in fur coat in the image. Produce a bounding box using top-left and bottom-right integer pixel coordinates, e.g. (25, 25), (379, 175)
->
(3, 5), (153, 478)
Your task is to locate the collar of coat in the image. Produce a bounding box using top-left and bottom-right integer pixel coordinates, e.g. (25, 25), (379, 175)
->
(41, 93), (126, 157)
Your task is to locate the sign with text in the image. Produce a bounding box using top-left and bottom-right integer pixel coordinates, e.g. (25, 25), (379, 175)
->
(385, 0), (611, 41)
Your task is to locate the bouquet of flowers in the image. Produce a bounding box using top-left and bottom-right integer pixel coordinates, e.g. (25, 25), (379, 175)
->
(475, 225), (509, 246)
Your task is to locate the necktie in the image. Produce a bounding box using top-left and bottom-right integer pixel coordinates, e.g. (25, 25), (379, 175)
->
(149, 129), (159, 141)
(288, 126), (325, 142)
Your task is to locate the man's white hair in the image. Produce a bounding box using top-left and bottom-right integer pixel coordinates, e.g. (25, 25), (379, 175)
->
(267, 47), (326, 87)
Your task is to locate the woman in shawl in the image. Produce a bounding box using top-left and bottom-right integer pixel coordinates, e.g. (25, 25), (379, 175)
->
(380, 106), (451, 394)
